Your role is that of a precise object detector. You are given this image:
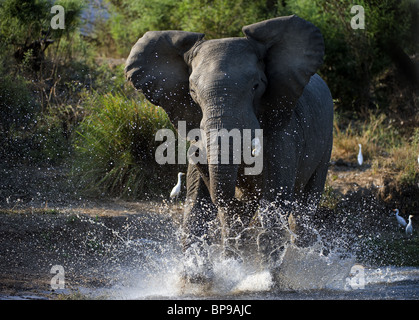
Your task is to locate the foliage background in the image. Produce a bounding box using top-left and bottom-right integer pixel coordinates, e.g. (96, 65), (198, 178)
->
(0, 0), (418, 200)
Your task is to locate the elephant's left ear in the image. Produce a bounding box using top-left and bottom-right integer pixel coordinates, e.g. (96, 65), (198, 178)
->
(125, 31), (205, 131)
(243, 15), (324, 113)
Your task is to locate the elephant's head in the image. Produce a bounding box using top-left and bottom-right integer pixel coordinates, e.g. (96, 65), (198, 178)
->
(125, 15), (324, 208)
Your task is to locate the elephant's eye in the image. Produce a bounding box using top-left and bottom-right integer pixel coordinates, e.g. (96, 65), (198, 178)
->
(189, 88), (197, 99)
(252, 84), (259, 91)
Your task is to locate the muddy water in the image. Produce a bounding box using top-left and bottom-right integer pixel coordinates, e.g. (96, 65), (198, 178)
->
(97, 245), (419, 300)
(0, 204), (418, 300)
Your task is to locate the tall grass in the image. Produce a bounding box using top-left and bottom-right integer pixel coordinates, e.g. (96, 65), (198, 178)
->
(332, 111), (419, 186)
(333, 112), (399, 162)
(384, 128), (419, 185)
(73, 92), (183, 199)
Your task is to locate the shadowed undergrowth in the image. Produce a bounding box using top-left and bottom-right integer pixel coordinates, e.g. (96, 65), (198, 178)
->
(72, 92), (186, 199)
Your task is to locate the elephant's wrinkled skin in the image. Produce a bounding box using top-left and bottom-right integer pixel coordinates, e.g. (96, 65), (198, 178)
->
(125, 15), (334, 282)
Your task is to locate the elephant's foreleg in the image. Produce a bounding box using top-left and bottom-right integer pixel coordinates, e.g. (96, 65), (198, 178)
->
(292, 151), (331, 247)
(182, 163), (217, 284)
(183, 163), (217, 247)
(301, 153), (330, 208)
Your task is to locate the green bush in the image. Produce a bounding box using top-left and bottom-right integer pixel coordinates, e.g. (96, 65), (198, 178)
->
(106, 0), (417, 113)
(0, 0), (85, 71)
(73, 92), (184, 199)
(28, 109), (74, 164)
(105, 0), (275, 56)
(0, 74), (39, 159)
(0, 75), (38, 134)
(0, 73), (76, 164)
(174, 0), (274, 38)
(281, 0), (418, 112)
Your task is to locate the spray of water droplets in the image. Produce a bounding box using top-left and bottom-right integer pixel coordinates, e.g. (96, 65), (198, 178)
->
(76, 198), (362, 299)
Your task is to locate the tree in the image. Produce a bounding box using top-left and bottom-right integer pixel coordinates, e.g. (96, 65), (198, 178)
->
(282, 0), (418, 112)
(107, 0), (277, 56)
(174, 0), (274, 38)
(0, 0), (84, 71)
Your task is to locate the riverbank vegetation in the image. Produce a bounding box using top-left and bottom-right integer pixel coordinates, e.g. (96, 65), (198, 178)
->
(0, 0), (418, 204)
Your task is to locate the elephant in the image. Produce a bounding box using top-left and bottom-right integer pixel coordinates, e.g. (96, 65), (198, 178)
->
(125, 15), (334, 283)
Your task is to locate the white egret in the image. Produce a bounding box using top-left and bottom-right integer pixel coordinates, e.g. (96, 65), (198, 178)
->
(357, 143), (363, 166)
(406, 215), (414, 236)
(393, 209), (407, 228)
(170, 172), (185, 200)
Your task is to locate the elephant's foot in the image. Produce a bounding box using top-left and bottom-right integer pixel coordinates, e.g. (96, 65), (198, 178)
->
(256, 229), (289, 267)
(180, 264), (214, 295)
(180, 269), (214, 292)
(180, 243), (215, 294)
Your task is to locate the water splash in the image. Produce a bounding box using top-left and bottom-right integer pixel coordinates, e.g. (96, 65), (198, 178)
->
(108, 249), (184, 299)
(273, 244), (355, 291)
(44, 193), (419, 300)
(93, 199), (360, 298)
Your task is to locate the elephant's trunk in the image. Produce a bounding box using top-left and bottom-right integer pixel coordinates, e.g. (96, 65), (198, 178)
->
(203, 114), (243, 208)
(208, 161), (238, 207)
(200, 82), (261, 209)
(208, 160), (237, 245)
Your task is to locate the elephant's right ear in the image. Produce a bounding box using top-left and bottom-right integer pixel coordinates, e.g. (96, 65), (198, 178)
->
(243, 15), (324, 117)
(125, 31), (205, 129)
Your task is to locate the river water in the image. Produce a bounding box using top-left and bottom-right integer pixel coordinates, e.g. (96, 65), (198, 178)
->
(75, 226), (419, 300)
(1, 205), (418, 300)
(97, 245), (419, 300)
